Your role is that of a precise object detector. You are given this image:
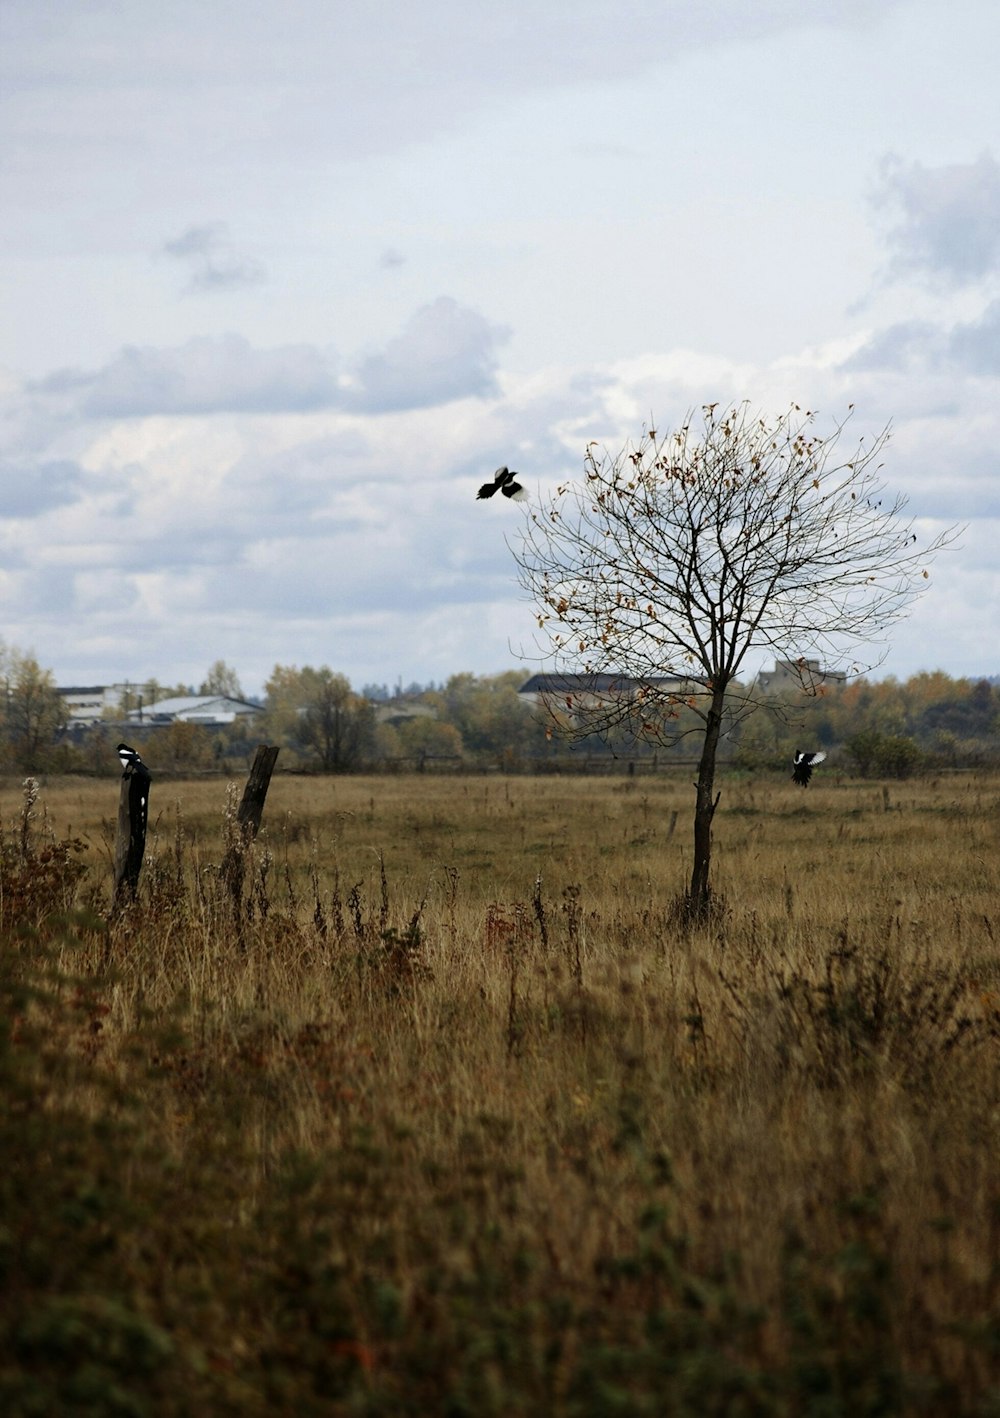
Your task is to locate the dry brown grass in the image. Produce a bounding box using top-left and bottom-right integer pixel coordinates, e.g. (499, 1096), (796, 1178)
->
(2, 768), (998, 1414)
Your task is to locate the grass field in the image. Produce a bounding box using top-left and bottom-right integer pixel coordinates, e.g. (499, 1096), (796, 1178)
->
(2, 768), (999, 1415)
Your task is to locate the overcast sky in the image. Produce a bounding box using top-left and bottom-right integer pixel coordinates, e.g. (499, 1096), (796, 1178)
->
(2, 0), (998, 696)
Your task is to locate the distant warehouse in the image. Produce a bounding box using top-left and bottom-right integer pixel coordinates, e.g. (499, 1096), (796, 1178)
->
(124, 695), (265, 728)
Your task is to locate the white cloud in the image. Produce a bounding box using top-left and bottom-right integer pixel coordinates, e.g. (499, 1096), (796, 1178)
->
(32, 336), (338, 418)
(21, 298), (508, 419)
(871, 151), (1000, 288)
(2, 0), (998, 691)
(3, 319), (995, 692)
(349, 298), (509, 412)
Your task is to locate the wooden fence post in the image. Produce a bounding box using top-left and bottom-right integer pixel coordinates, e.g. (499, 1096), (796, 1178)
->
(236, 744), (280, 838)
(222, 745), (280, 909)
(113, 759), (152, 908)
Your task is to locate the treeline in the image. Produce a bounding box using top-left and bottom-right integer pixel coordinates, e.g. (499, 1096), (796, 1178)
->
(203, 667), (545, 774)
(1, 647), (998, 775)
(732, 671), (1000, 776)
(141, 666), (1000, 777)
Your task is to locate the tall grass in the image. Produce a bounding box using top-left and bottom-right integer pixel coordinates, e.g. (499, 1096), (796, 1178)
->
(2, 770), (998, 1415)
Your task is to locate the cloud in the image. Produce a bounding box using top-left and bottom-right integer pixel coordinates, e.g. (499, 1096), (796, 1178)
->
(3, 2), (900, 182)
(871, 152), (1000, 288)
(163, 223), (267, 292)
(3, 321), (997, 693)
(844, 299), (1000, 376)
(31, 335), (339, 417)
(843, 319), (945, 373)
(349, 298), (509, 412)
(24, 298), (508, 418)
(948, 299), (1000, 376)
(0, 458), (83, 516)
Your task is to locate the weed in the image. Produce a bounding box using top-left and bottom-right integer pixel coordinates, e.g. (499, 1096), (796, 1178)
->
(0, 771), (997, 1413)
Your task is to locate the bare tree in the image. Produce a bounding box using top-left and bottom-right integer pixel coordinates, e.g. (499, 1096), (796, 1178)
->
(513, 402), (957, 919)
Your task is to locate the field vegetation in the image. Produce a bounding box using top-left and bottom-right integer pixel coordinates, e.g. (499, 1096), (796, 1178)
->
(2, 768), (998, 1414)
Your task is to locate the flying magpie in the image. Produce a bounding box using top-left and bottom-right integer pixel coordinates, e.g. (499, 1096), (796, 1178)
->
(477, 466), (527, 501)
(117, 742), (145, 773)
(792, 750), (826, 787)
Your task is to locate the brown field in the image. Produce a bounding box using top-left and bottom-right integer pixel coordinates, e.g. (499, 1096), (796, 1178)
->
(2, 769), (999, 1415)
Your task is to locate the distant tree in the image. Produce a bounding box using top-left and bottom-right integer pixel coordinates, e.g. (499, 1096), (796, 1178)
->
(371, 721), (402, 764)
(764, 671), (1000, 771)
(514, 402), (956, 919)
(430, 672), (543, 764)
(264, 664), (373, 770)
(904, 670), (966, 713)
(300, 670), (374, 771)
(143, 679), (167, 707)
(846, 730), (923, 778)
(158, 721), (214, 771)
(81, 724), (116, 775)
(395, 716), (464, 765)
(199, 660), (244, 699)
(263, 665), (307, 747)
(2, 651), (64, 771)
(927, 728), (960, 767)
(919, 678), (998, 739)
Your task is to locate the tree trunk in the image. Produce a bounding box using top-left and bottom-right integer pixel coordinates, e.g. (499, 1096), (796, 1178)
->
(687, 688), (726, 920)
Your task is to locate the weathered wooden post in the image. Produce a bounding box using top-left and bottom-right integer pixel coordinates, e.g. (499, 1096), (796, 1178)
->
(221, 744), (280, 911)
(113, 743), (152, 909)
(235, 744), (280, 838)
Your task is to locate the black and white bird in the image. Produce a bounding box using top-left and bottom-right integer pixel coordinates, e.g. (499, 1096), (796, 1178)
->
(792, 750), (826, 787)
(117, 742), (144, 774)
(476, 466), (527, 502)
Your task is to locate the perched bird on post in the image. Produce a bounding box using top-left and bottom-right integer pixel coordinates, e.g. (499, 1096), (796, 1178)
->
(117, 742), (144, 774)
(113, 741), (152, 907)
(477, 466), (527, 501)
(792, 750), (826, 787)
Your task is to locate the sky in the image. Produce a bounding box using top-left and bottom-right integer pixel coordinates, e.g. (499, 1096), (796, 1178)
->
(2, 0), (999, 698)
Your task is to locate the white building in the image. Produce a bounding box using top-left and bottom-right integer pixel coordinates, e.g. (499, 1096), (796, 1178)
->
(58, 683), (158, 726)
(125, 695), (265, 727)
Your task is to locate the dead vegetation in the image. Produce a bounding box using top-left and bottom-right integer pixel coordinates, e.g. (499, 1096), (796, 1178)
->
(2, 770), (998, 1414)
